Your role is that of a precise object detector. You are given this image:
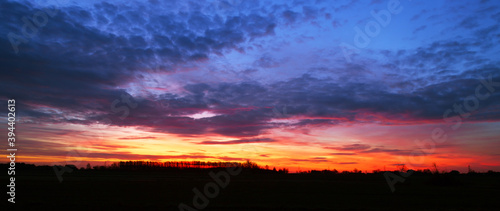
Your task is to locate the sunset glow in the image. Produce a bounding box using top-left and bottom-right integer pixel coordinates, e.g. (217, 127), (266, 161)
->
(2, 0), (500, 174)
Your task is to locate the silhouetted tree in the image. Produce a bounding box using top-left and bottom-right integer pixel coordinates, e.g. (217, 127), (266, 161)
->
(467, 165), (476, 174)
(432, 162), (439, 174)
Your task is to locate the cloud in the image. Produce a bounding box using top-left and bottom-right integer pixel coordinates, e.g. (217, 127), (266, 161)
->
(198, 138), (276, 145)
(282, 10), (299, 24)
(329, 152), (356, 156)
(253, 54), (281, 68)
(291, 157), (330, 163)
(413, 25), (427, 34)
(325, 144), (371, 151)
(458, 16), (479, 29)
(362, 148), (430, 156)
(2, 0), (500, 155)
(325, 143), (432, 157)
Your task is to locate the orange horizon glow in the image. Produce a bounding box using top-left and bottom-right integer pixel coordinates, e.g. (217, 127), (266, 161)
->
(8, 119), (500, 174)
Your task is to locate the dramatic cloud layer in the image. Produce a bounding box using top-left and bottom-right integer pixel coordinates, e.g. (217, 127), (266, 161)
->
(1, 0), (499, 172)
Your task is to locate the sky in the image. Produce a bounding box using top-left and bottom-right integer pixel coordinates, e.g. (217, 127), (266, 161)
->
(1, 0), (500, 172)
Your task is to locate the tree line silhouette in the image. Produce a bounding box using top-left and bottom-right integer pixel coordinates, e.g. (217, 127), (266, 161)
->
(112, 160), (262, 170)
(4, 162), (497, 177)
(76, 160), (289, 173)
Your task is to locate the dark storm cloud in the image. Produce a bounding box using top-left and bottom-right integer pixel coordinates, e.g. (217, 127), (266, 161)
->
(118, 68), (497, 136)
(93, 96), (275, 137)
(1, 0), (276, 76)
(0, 0), (276, 132)
(2, 0), (500, 141)
(55, 61), (500, 138)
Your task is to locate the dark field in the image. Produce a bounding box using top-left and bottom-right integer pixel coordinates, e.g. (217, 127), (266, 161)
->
(2, 166), (500, 210)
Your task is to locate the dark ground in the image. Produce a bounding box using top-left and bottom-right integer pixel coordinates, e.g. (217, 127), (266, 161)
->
(2, 166), (500, 210)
